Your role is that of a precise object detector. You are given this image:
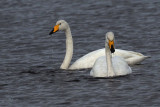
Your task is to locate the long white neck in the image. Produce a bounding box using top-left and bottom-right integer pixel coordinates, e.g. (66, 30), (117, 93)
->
(105, 43), (115, 77)
(60, 27), (73, 69)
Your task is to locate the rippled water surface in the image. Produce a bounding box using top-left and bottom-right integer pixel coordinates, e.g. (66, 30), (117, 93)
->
(0, 0), (160, 106)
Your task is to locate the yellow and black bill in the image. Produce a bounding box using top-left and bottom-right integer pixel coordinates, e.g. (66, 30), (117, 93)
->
(49, 24), (59, 35)
(109, 40), (115, 53)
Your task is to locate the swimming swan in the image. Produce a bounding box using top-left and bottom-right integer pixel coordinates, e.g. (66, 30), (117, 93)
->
(90, 32), (132, 77)
(49, 20), (148, 70)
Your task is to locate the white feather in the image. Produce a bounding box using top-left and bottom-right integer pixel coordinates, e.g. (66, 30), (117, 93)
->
(90, 32), (132, 77)
(69, 48), (148, 70)
(51, 20), (149, 70)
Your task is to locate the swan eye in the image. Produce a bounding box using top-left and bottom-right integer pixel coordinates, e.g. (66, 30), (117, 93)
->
(59, 23), (61, 25)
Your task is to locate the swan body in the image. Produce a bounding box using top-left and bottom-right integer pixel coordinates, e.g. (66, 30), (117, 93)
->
(49, 20), (148, 70)
(90, 32), (132, 77)
(90, 56), (132, 77)
(70, 48), (148, 70)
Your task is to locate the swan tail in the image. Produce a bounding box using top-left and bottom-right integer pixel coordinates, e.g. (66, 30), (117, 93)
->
(144, 56), (151, 58)
(125, 55), (149, 65)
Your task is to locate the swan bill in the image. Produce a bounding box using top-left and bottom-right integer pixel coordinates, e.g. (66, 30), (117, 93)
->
(109, 40), (115, 53)
(110, 45), (115, 53)
(49, 24), (59, 35)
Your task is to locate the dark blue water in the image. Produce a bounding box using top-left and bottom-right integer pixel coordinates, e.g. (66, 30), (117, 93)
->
(0, 0), (160, 106)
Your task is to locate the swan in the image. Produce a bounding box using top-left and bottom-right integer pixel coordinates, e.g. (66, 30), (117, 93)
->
(90, 32), (132, 77)
(49, 20), (148, 70)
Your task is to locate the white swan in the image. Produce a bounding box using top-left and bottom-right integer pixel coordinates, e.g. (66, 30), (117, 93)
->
(90, 32), (132, 77)
(49, 20), (148, 70)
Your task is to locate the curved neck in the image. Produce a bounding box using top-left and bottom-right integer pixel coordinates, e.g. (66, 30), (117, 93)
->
(60, 27), (73, 69)
(105, 43), (115, 77)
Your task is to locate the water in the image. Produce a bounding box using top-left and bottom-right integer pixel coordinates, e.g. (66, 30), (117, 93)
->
(0, 0), (160, 106)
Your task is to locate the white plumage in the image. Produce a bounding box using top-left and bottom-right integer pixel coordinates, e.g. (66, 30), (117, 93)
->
(90, 32), (132, 77)
(49, 20), (148, 70)
(70, 48), (148, 70)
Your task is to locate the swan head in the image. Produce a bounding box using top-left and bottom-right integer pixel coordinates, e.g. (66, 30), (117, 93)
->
(49, 20), (69, 35)
(106, 32), (115, 53)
